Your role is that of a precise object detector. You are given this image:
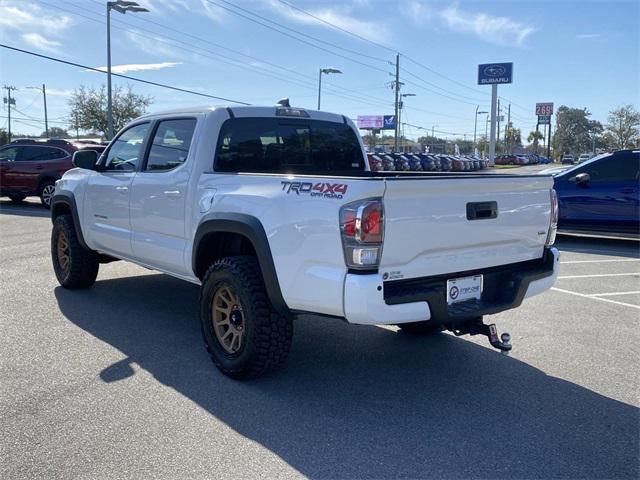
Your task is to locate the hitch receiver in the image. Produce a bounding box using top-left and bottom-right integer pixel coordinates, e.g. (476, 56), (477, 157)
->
(450, 317), (512, 354)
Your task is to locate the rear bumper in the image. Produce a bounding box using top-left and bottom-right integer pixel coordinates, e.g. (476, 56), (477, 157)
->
(343, 247), (559, 325)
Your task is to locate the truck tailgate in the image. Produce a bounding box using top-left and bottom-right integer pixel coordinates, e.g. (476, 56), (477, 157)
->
(380, 175), (554, 280)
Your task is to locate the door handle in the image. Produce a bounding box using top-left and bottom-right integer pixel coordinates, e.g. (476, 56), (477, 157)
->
(163, 190), (182, 198)
(115, 186), (129, 193)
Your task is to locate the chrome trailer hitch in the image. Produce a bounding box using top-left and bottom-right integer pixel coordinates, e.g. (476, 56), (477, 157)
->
(449, 317), (512, 354)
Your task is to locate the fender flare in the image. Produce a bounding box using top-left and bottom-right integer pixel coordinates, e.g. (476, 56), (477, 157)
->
(50, 190), (89, 250)
(193, 213), (290, 317)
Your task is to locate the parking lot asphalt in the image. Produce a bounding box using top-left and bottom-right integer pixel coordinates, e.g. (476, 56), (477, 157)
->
(1, 198), (638, 480)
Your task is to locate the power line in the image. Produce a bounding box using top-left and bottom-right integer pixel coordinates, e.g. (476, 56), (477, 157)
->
(44, 0), (394, 109)
(0, 43), (251, 105)
(275, 0), (397, 54)
(203, 0), (394, 75)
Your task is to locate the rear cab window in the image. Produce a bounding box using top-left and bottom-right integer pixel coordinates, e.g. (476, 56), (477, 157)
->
(214, 117), (365, 174)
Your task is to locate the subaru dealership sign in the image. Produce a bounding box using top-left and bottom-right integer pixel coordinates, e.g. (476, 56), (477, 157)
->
(477, 63), (513, 85)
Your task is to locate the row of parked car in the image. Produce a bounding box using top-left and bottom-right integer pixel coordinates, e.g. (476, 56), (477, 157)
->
(367, 153), (489, 172)
(0, 138), (106, 208)
(494, 153), (551, 165)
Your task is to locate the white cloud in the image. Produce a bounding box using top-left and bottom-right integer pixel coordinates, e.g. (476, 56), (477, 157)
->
(439, 4), (535, 47)
(88, 62), (182, 74)
(0, 1), (73, 52)
(44, 88), (73, 97)
(21, 33), (61, 53)
(401, 0), (432, 23)
(125, 30), (182, 58)
(577, 33), (602, 39)
(266, 0), (389, 43)
(133, 0), (226, 22)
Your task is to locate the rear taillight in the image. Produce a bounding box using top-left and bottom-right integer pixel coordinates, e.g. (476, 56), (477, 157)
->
(546, 189), (558, 246)
(340, 198), (384, 269)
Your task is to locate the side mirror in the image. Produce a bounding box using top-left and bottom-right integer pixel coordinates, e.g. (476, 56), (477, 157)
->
(72, 150), (99, 170)
(569, 172), (590, 186)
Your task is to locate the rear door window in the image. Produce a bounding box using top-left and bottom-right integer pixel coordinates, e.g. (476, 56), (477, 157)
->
(145, 118), (197, 172)
(19, 146), (67, 161)
(215, 118), (364, 174)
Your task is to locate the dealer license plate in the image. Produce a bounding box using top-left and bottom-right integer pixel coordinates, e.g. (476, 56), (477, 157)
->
(446, 275), (483, 305)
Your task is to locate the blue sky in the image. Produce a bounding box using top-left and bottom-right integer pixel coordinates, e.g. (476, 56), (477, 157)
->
(1, 0), (638, 140)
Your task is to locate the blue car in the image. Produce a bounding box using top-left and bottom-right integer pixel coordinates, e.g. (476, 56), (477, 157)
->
(552, 149), (639, 236)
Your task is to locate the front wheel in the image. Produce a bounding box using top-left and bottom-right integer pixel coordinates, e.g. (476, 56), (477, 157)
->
(51, 214), (99, 289)
(7, 194), (26, 203)
(39, 180), (56, 209)
(200, 256), (293, 379)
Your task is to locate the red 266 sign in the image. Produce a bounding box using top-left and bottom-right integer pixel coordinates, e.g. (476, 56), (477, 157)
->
(536, 103), (554, 116)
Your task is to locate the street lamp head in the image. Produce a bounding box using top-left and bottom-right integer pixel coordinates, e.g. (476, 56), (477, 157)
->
(477, 111), (488, 115)
(108, 1), (149, 13)
(401, 93), (416, 98)
(320, 68), (342, 74)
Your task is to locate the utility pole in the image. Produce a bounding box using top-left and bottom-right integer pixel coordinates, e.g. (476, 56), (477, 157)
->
(3, 85), (16, 143)
(393, 53), (400, 152)
(496, 97), (501, 145)
(42, 84), (48, 138)
(547, 123), (552, 159)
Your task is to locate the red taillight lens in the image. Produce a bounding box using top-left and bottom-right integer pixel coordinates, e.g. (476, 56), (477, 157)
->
(358, 202), (382, 242)
(340, 199), (385, 269)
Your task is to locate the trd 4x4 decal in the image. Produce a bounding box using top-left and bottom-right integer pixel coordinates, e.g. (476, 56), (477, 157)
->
(281, 181), (348, 199)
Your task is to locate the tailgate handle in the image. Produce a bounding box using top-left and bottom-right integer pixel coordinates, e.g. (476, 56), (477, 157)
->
(467, 201), (497, 220)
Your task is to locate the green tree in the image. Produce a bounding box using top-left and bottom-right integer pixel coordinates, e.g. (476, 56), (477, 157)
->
(605, 105), (640, 149)
(527, 130), (544, 154)
(552, 106), (602, 158)
(41, 126), (69, 138)
(0, 128), (8, 146)
(504, 127), (522, 154)
(68, 84), (152, 138)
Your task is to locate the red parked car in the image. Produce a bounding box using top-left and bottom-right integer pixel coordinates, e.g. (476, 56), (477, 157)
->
(0, 139), (105, 208)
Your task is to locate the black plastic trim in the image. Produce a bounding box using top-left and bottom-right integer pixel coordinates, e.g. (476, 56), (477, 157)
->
(384, 249), (556, 324)
(50, 191), (89, 249)
(225, 107), (235, 119)
(193, 213), (290, 317)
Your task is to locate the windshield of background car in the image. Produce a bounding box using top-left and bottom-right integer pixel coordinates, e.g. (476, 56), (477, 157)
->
(214, 117), (365, 174)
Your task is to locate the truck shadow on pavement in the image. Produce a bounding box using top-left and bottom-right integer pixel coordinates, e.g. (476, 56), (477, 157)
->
(55, 275), (638, 479)
(0, 199), (49, 218)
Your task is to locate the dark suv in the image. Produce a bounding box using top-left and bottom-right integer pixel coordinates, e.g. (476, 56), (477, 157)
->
(0, 139), (105, 208)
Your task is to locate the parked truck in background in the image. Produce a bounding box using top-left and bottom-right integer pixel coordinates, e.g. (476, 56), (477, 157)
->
(50, 103), (559, 379)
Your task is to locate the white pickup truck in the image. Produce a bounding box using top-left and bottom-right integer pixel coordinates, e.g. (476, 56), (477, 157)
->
(50, 103), (559, 379)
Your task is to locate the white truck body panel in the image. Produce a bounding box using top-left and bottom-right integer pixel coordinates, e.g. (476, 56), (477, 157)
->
(55, 105), (558, 325)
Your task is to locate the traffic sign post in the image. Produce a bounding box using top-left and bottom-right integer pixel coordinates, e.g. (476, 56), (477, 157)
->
(478, 62), (513, 166)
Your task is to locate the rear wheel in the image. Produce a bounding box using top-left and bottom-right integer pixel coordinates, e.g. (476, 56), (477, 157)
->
(396, 321), (443, 335)
(51, 214), (99, 289)
(39, 180), (56, 209)
(200, 256), (293, 379)
(7, 194), (26, 203)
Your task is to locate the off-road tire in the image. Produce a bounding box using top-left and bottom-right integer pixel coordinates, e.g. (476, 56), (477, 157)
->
(7, 194), (26, 203)
(39, 179), (56, 209)
(51, 214), (99, 289)
(396, 321), (443, 335)
(200, 256), (293, 379)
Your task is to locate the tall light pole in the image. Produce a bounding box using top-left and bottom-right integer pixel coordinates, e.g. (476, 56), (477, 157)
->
(473, 106), (488, 152)
(317, 68), (342, 110)
(107, 1), (149, 140)
(26, 85), (48, 137)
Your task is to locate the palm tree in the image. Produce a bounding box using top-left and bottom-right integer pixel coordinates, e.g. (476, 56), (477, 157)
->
(527, 130), (544, 154)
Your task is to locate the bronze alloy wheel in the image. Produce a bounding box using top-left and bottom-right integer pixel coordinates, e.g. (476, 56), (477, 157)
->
(56, 230), (71, 277)
(212, 285), (245, 354)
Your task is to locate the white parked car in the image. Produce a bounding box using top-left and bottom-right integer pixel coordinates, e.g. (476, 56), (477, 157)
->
(50, 103), (559, 379)
(578, 153), (592, 163)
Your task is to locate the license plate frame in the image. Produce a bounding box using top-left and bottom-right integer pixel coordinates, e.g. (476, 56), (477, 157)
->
(446, 274), (483, 305)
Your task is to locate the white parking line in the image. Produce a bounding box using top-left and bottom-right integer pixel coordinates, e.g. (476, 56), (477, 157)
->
(557, 273), (640, 279)
(561, 259), (640, 264)
(590, 291), (640, 297)
(552, 287), (640, 309)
